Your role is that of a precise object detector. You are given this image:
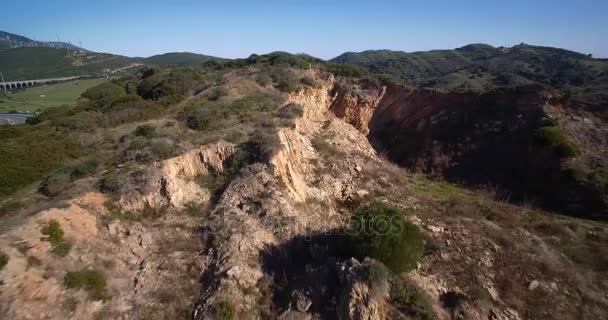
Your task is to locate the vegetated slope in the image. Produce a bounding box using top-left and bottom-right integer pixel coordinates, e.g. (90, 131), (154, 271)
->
(142, 52), (226, 66)
(0, 47), (133, 80)
(332, 43), (608, 105)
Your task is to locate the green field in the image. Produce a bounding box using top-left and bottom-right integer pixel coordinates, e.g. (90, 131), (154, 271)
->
(0, 79), (107, 112)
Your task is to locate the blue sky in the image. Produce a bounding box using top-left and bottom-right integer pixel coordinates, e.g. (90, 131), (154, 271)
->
(2, 0), (607, 59)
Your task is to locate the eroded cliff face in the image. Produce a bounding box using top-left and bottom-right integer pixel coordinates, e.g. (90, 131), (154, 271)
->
(326, 80), (607, 217)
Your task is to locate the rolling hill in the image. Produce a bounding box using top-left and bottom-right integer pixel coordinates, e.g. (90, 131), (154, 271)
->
(331, 43), (608, 105)
(0, 47), (134, 81)
(141, 52), (225, 66)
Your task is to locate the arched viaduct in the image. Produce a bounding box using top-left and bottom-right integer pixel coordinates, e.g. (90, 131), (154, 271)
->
(0, 76), (83, 92)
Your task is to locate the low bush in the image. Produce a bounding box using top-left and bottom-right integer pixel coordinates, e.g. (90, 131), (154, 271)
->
(390, 276), (436, 320)
(149, 140), (177, 160)
(81, 82), (126, 104)
(109, 94), (142, 108)
(208, 86), (228, 101)
(68, 157), (99, 179)
(64, 269), (108, 300)
(134, 125), (156, 138)
(212, 300), (235, 320)
(270, 68), (299, 93)
(186, 107), (217, 130)
(39, 157), (99, 197)
(255, 72), (272, 87)
(249, 128), (282, 161)
(38, 172), (71, 197)
(534, 126), (579, 158)
(105, 100), (165, 126)
(40, 220), (71, 257)
(350, 203), (424, 273)
(98, 174), (122, 194)
(300, 76), (321, 88)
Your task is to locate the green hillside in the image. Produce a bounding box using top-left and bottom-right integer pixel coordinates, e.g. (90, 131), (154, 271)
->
(142, 52), (225, 66)
(331, 44), (608, 105)
(0, 47), (133, 80)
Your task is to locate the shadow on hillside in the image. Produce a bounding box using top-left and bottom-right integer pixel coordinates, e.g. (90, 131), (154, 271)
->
(258, 230), (355, 318)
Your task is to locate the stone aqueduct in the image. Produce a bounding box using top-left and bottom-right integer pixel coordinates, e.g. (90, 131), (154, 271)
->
(0, 76), (83, 92)
(0, 81), (37, 91)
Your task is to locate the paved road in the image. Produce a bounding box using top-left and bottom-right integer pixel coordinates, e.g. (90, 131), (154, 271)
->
(0, 113), (35, 125)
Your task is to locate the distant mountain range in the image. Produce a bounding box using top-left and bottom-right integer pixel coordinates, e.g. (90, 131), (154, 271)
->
(1, 29), (606, 105)
(0, 30), (90, 53)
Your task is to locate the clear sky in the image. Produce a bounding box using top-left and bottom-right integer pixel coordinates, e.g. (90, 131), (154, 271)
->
(2, 0), (607, 59)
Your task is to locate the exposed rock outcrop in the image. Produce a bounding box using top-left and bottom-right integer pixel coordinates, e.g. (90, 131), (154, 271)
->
(119, 142), (236, 212)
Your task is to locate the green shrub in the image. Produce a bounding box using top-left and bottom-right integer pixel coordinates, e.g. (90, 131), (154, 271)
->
(68, 157), (99, 179)
(134, 125), (156, 138)
(270, 68), (299, 93)
(40, 220), (71, 257)
(255, 72), (272, 87)
(300, 76), (321, 88)
(368, 260), (390, 284)
(208, 87), (228, 101)
(81, 82), (126, 105)
(185, 104), (222, 131)
(98, 174), (121, 194)
(350, 203), (424, 273)
(38, 172), (71, 197)
(0, 251), (8, 270)
(534, 126), (579, 158)
(149, 140), (177, 160)
(64, 269), (108, 300)
(109, 94), (142, 108)
(250, 128), (282, 161)
(212, 300), (235, 320)
(105, 100), (166, 126)
(390, 276), (436, 320)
